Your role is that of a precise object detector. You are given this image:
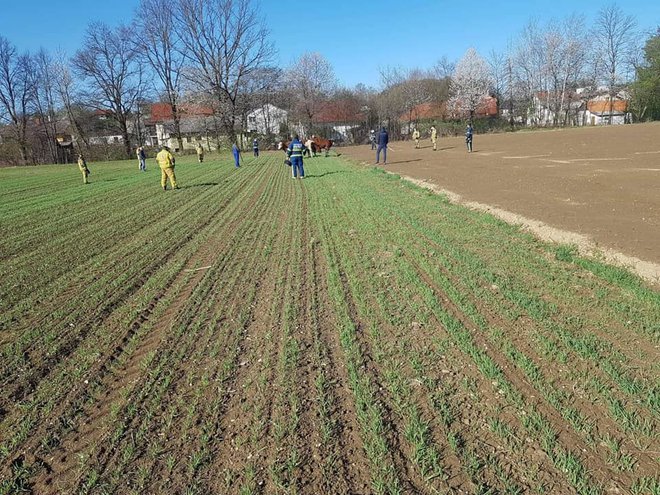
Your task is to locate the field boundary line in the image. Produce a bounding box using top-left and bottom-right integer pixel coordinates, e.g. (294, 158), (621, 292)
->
(398, 174), (660, 286)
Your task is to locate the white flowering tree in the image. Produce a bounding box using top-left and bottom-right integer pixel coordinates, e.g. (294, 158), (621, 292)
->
(449, 48), (491, 123)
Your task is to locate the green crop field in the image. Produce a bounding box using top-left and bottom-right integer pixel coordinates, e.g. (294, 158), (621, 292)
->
(0, 152), (658, 495)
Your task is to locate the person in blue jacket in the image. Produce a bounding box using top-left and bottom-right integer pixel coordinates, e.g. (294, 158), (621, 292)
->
(287, 135), (307, 179)
(232, 143), (241, 167)
(376, 126), (388, 164)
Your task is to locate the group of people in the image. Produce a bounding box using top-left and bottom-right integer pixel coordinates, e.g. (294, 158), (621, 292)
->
(75, 138), (263, 189)
(370, 123), (474, 165)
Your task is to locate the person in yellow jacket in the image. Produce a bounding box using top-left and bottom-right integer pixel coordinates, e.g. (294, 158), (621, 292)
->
(196, 142), (204, 163)
(430, 125), (437, 151)
(156, 145), (179, 190)
(77, 154), (90, 184)
(412, 128), (420, 148)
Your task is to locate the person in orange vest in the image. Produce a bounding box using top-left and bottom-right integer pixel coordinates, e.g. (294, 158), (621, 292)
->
(156, 145), (179, 190)
(77, 154), (90, 184)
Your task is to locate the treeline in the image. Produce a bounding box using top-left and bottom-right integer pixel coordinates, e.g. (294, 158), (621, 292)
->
(0, 0), (658, 166)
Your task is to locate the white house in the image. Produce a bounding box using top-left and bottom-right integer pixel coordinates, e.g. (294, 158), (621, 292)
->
(247, 104), (287, 135)
(582, 93), (631, 125)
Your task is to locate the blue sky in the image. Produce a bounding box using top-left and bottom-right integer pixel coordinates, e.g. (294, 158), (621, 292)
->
(1, 0), (658, 88)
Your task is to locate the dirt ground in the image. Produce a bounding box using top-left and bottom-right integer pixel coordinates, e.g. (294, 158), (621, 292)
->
(342, 123), (660, 281)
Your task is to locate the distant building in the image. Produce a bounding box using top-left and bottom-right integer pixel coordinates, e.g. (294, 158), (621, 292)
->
(528, 88), (631, 126)
(146, 102), (216, 151)
(247, 104), (287, 135)
(312, 100), (365, 143)
(583, 95), (631, 125)
(399, 102), (447, 133)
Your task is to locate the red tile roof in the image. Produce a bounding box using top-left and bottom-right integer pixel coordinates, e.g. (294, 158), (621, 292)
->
(150, 102), (214, 122)
(314, 100), (364, 124)
(587, 100), (628, 114)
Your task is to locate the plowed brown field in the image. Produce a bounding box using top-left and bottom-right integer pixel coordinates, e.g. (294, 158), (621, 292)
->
(343, 122), (660, 279)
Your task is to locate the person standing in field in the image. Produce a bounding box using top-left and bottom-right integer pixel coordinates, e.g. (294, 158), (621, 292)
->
(232, 143), (242, 168)
(370, 129), (376, 150)
(376, 126), (388, 165)
(77, 154), (90, 184)
(430, 124), (437, 151)
(465, 123), (473, 153)
(196, 142), (204, 163)
(412, 128), (420, 148)
(252, 138), (259, 157)
(287, 134), (306, 179)
(136, 146), (147, 171)
(156, 145), (178, 190)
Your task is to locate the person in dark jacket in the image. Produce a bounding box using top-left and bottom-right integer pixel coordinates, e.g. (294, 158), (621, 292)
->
(376, 127), (389, 164)
(252, 138), (259, 157)
(465, 123), (473, 152)
(287, 135), (307, 179)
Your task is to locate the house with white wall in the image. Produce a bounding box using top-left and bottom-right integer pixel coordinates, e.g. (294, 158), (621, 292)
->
(247, 104), (287, 135)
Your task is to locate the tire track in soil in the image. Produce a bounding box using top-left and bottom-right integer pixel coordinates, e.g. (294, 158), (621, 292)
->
(23, 163), (272, 492)
(0, 178), (241, 407)
(358, 179), (655, 488)
(306, 229), (383, 495)
(406, 255), (618, 491)
(396, 219), (658, 486)
(0, 166), (251, 407)
(140, 163), (288, 494)
(323, 184), (544, 493)
(198, 166), (298, 494)
(315, 205), (429, 494)
(272, 183), (366, 494)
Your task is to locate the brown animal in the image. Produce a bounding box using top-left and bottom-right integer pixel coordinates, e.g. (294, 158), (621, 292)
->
(310, 135), (334, 157)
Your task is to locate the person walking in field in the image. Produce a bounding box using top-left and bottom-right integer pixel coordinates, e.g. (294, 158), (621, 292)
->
(232, 143), (242, 168)
(375, 126), (388, 165)
(77, 154), (90, 184)
(196, 142), (204, 163)
(156, 145), (178, 190)
(252, 138), (259, 157)
(430, 124), (437, 151)
(412, 128), (420, 148)
(287, 134), (306, 179)
(465, 123), (473, 153)
(136, 146), (147, 171)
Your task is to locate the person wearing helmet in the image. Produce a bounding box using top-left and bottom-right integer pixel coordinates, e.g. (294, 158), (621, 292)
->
(369, 129), (376, 150)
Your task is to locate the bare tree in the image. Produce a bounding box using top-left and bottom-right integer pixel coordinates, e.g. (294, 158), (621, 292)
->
(593, 4), (637, 123)
(53, 51), (90, 152)
(73, 22), (143, 157)
(487, 49), (507, 117)
(30, 49), (60, 163)
(449, 48), (491, 123)
(285, 52), (336, 130)
(176, 0), (273, 143)
(0, 36), (35, 164)
(379, 66), (433, 133)
(432, 55), (455, 79)
(135, 0), (185, 150)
